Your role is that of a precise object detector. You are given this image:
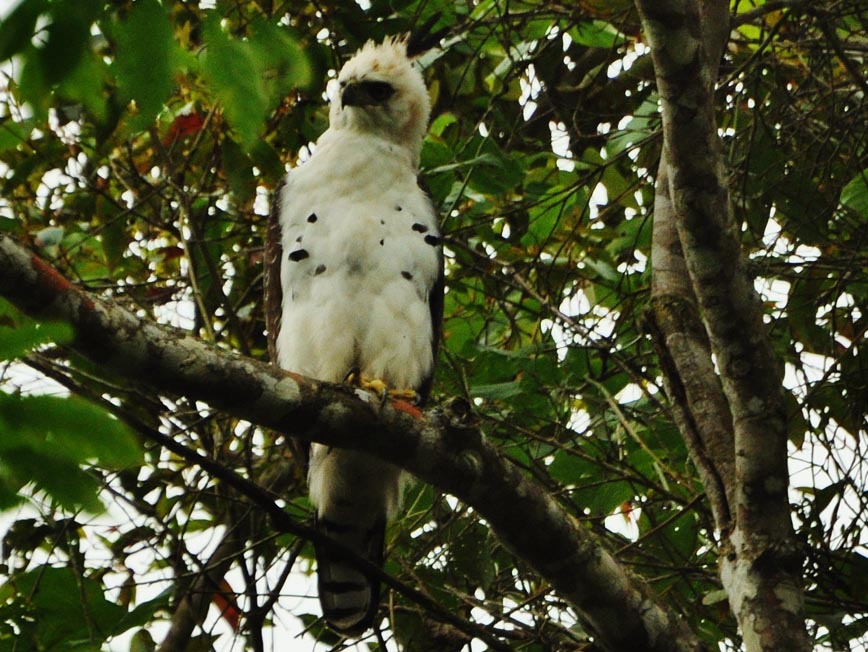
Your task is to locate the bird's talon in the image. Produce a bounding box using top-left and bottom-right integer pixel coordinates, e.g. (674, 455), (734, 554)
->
(360, 377), (388, 398)
(344, 374), (415, 404)
(388, 388), (418, 403)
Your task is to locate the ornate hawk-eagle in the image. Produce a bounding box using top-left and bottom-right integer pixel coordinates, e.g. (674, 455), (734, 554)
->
(265, 33), (443, 634)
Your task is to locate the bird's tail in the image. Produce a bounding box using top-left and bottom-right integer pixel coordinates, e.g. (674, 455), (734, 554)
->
(314, 513), (385, 635)
(308, 445), (402, 634)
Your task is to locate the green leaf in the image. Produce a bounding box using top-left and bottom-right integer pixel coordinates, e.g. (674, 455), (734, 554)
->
(0, 118), (31, 153)
(701, 588), (729, 606)
(785, 390), (809, 448)
(0, 476), (25, 510)
(0, 393), (140, 467)
(573, 479), (635, 518)
(129, 629), (157, 652)
(7, 566), (127, 649)
(0, 0), (47, 61)
(548, 452), (595, 485)
(247, 19), (312, 95)
(222, 137), (256, 201)
(0, 447), (104, 512)
(470, 380), (523, 400)
(113, 0), (176, 130)
(248, 140), (284, 183)
(98, 201), (128, 274)
(202, 17), (267, 149)
(569, 20), (625, 49)
(841, 169), (868, 217)
(584, 257), (620, 283)
(60, 48), (109, 124)
(38, 0), (101, 85)
(429, 111), (457, 137)
(0, 318), (72, 361)
(116, 590), (172, 635)
(521, 193), (566, 247)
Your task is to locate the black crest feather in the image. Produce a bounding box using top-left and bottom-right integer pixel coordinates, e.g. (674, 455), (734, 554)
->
(406, 13), (447, 58)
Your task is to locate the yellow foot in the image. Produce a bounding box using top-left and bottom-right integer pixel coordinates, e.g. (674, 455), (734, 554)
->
(344, 369), (388, 399)
(361, 377), (388, 398)
(387, 387), (418, 403)
(343, 369), (416, 403)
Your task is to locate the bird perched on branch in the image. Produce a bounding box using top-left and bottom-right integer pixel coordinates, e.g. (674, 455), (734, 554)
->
(265, 27), (444, 635)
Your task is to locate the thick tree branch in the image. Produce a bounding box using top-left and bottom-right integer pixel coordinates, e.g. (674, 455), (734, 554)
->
(160, 531), (241, 652)
(23, 291), (512, 652)
(0, 233), (706, 652)
(646, 152), (734, 530)
(634, 1), (810, 650)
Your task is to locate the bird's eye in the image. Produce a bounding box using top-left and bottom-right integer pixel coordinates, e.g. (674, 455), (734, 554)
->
(359, 81), (395, 102)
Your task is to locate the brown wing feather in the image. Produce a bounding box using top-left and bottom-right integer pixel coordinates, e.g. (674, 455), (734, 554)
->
(265, 180), (310, 469)
(264, 180), (285, 365)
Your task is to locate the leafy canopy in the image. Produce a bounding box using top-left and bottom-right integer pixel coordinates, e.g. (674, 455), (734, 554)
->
(0, 1), (866, 651)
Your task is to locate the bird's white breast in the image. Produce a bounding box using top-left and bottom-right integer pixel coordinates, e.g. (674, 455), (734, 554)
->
(276, 130), (441, 391)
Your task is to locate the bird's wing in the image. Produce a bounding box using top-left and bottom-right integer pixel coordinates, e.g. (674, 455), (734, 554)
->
(416, 181), (444, 405)
(265, 179), (310, 469)
(264, 179), (285, 366)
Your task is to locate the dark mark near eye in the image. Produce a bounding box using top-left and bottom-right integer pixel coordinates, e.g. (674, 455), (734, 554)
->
(314, 264), (326, 275)
(424, 234), (441, 247)
(401, 271), (413, 280)
(289, 249), (309, 262)
(412, 223), (428, 233)
(296, 235), (303, 243)
(307, 213), (318, 223)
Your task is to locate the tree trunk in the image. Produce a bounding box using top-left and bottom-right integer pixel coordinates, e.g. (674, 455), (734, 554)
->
(635, 1), (812, 650)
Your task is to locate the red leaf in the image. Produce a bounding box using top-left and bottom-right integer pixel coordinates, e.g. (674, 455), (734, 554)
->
(212, 578), (241, 631)
(163, 112), (205, 145)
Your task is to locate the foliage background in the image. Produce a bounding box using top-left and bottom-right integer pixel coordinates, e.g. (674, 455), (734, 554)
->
(0, 0), (866, 650)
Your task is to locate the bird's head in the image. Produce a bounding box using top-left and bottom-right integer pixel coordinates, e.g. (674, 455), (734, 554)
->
(329, 36), (431, 156)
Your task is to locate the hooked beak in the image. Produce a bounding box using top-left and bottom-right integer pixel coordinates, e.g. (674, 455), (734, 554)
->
(340, 81), (395, 108)
(341, 83), (367, 108)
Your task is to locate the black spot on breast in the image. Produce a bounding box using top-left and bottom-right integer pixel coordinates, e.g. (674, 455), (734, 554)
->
(401, 271), (413, 280)
(395, 205), (403, 212)
(379, 239), (384, 246)
(314, 264), (326, 275)
(307, 213), (318, 223)
(289, 249), (309, 262)
(412, 223), (428, 233)
(296, 235), (303, 243)
(424, 234), (442, 247)
(380, 219), (385, 225)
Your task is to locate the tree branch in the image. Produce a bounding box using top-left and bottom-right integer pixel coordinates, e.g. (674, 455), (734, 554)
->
(634, 1), (811, 650)
(27, 338), (511, 652)
(0, 233), (706, 652)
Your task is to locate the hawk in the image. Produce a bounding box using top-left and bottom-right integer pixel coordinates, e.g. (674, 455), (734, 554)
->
(265, 33), (444, 634)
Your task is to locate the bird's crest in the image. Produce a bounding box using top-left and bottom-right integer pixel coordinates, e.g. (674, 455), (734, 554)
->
(346, 14), (446, 66)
